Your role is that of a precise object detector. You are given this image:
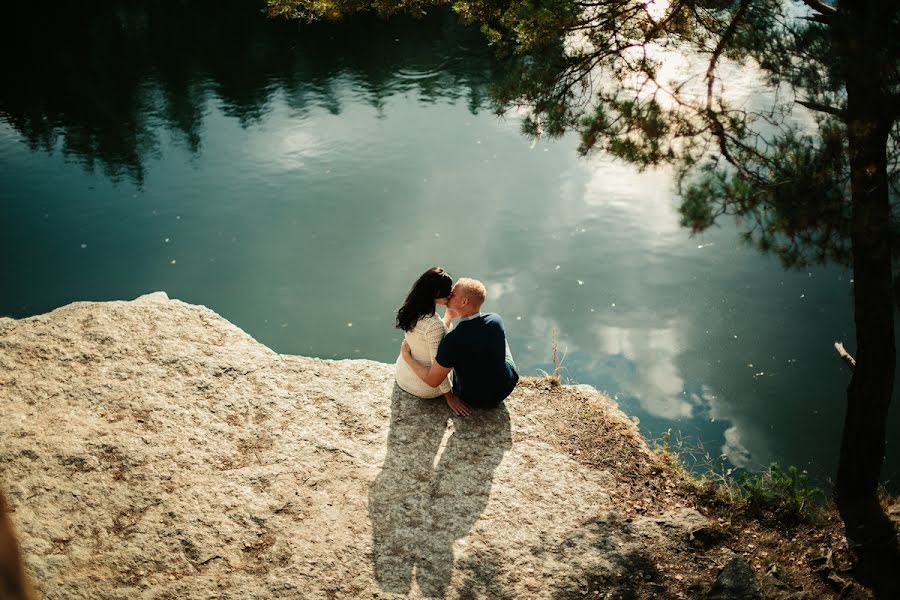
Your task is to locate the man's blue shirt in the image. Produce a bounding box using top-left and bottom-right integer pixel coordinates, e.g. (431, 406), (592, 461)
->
(436, 312), (518, 408)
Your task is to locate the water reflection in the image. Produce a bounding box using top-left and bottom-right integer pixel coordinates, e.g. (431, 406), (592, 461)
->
(595, 325), (690, 419)
(0, 0), (496, 184)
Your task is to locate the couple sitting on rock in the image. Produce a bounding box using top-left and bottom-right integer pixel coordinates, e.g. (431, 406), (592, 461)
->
(394, 267), (519, 416)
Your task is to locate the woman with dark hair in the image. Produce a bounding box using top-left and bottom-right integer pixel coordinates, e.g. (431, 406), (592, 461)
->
(394, 267), (453, 398)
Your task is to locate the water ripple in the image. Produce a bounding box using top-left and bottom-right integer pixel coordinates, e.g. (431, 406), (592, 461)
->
(394, 60), (453, 81)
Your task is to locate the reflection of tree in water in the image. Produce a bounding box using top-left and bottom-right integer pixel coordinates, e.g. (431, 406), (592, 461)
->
(0, 0), (495, 184)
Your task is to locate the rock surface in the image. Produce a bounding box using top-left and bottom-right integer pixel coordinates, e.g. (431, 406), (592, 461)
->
(705, 555), (763, 600)
(0, 293), (708, 599)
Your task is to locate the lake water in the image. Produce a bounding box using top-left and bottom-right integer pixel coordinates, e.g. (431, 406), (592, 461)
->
(1, 0), (897, 490)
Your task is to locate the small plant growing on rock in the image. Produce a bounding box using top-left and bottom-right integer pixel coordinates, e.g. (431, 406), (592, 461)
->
(652, 433), (823, 526)
(738, 464), (823, 525)
(535, 327), (565, 386)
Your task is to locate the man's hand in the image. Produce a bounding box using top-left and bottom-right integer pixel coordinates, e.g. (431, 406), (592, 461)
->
(401, 339), (411, 355)
(444, 391), (472, 417)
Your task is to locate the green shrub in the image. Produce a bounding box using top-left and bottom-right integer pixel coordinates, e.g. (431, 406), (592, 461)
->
(737, 464), (823, 524)
(652, 432), (824, 526)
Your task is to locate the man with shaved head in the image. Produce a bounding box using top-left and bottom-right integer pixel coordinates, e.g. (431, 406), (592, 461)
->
(401, 277), (518, 416)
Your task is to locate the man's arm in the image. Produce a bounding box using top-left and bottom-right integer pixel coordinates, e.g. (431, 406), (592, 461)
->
(401, 340), (451, 388)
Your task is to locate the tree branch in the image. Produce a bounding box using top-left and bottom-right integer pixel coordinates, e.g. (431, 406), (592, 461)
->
(796, 98), (845, 118)
(706, 0), (751, 110)
(706, 0), (753, 174)
(801, 0), (837, 22)
(834, 341), (856, 370)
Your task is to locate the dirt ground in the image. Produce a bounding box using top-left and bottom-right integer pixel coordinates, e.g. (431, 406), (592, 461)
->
(520, 376), (878, 599)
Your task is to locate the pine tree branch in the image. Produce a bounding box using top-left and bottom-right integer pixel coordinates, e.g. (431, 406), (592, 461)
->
(796, 98), (845, 118)
(706, 0), (754, 177)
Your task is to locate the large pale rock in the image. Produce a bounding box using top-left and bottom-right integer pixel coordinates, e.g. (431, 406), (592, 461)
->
(0, 293), (706, 598)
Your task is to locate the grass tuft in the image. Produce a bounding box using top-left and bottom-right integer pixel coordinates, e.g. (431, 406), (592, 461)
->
(533, 327), (566, 386)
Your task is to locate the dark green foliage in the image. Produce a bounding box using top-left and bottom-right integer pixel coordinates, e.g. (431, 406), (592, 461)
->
(738, 464), (824, 525)
(267, 0), (453, 20)
(679, 119), (853, 267)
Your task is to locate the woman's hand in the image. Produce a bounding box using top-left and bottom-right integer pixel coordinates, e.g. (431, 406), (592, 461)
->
(400, 339), (411, 355)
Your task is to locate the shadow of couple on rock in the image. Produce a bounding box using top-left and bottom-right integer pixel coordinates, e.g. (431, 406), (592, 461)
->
(368, 384), (511, 597)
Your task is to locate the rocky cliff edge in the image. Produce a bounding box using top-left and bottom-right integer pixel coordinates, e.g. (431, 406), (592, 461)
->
(0, 293), (723, 599)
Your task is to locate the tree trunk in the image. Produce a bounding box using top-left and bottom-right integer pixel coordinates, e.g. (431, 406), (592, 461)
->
(838, 108), (897, 528)
(839, 101), (900, 600)
(837, 105), (895, 532)
(833, 2), (899, 595)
